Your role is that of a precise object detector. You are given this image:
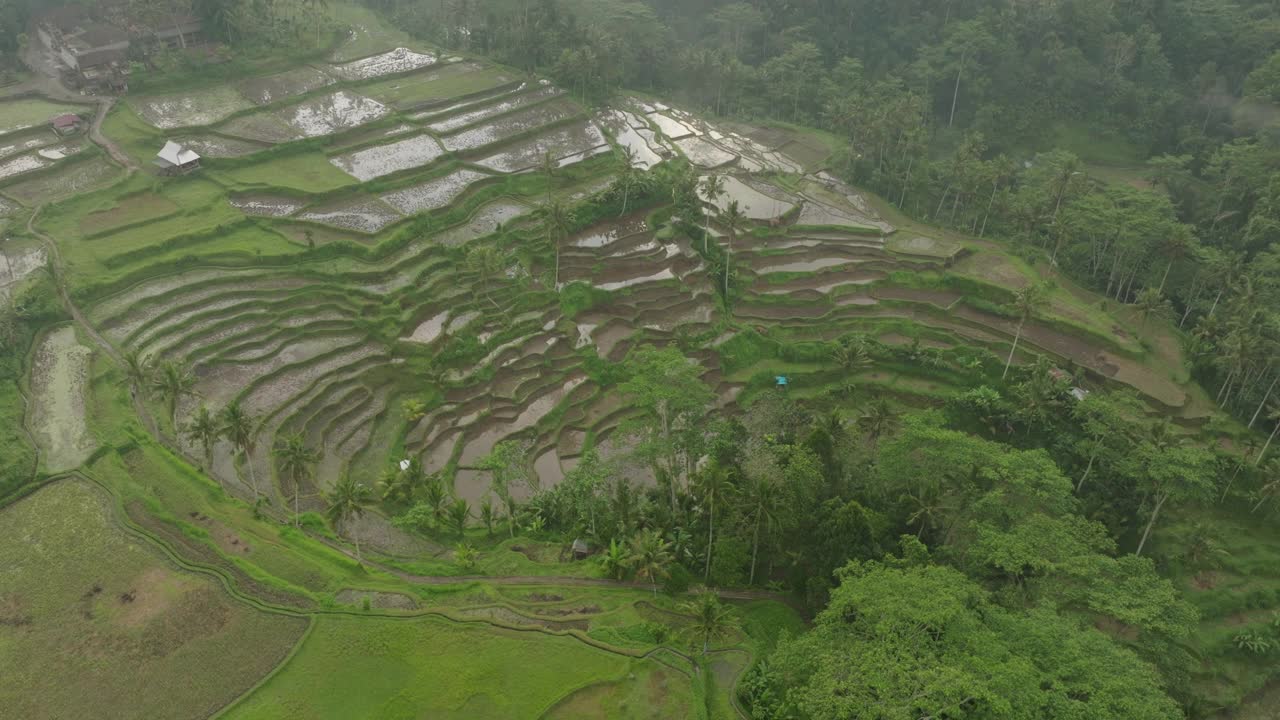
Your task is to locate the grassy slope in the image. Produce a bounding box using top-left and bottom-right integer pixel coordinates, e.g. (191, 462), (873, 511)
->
(0, 480), (308, 720)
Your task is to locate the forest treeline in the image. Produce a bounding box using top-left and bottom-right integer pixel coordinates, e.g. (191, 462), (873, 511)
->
(353, 0), (1280, 429)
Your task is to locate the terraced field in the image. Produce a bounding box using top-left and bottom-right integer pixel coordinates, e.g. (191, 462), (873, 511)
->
(6, 15), (1217, 716)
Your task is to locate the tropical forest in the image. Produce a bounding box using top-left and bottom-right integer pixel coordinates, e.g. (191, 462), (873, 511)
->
(1, 0), (1279, 718)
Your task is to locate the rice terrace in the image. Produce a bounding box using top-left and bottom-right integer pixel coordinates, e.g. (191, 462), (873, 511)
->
(2, 1), (1280, 719)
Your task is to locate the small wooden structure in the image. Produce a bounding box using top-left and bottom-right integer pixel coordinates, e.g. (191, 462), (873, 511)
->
(153, 141), (201, 175)
(570, 539), (591, 560)
(50, 113), (83, 136)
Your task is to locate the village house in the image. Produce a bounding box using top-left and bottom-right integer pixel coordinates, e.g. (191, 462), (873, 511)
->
(49, 113), (84, 136)
(153, 141), (201, 176)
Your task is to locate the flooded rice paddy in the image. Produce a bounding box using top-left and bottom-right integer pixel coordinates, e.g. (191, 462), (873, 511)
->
(277, 91), (391, 138)
(380, 169), (490, 214)
(132, 87), (254, 129)
(29, 326), (96, 473)
(472, 121), (607, 173)
(330, 47), (438, 80)
(330, 133), (445, 181)
(298, 197), (402, 233)
(237, 66), (336, 105)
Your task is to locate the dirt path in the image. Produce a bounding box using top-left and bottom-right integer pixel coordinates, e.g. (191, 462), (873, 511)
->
(89, 98), (138, 171)
(26, 207), (159, 440)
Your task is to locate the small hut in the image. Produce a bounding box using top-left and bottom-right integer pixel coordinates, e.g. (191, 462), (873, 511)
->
(570, 539), (591, 560)
(50, 114), (83, 136)
(153, 141), (201, 175)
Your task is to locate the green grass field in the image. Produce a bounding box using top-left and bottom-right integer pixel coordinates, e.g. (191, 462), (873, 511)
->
(213, 153), (357, 194)
(0, 97), (90, 136)
(0, 480), (309, 720)
(221, 615), (647, 719)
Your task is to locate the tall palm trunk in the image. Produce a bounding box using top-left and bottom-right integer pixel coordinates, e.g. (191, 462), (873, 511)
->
(1002, 321), (1024, 379)
(1249, 378), (1277, 428)
(704, 490), (715, 581)
(1135, 492), (1168, 557)
(1257, 421), (1280, 467)
(748, 509), (761, 585)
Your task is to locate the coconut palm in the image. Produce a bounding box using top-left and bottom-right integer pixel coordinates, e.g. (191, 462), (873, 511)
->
(183, 405), (219, 470)
(1251, 459), (1280, 513)
(629, 529), (673, 597)
(742, 471), (779, 586)
(616, 146), (639, 216)
(150, 359), (196, 429)
(1002, 283), (1049, 380)
(1256, 402), (1280, 467)
(545, 198), (574, 288)
(465, 245), (504, 309)
(446, 497), (471, 537)
(832, 337), (873, 374)
(378, 466), (412, 504)
(219, 401), (259, 498)
(122, 350), (152, 393)
(696, 467), (734, 581)
(1134, 287), (1171, 329)
(719, 199), (748, 300)
(698, 174), (726, 252)
(681, 592), (738, 655)
(480, 496), (496, 536)
(858, 398), (900, 449)
(275, 433), (320, 527)
(326, 476), (374, 564)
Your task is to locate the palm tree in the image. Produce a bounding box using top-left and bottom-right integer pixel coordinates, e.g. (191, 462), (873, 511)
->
(1134, 288), (1171, 329)
(742, 472), (779, 586)
(150, 359), (195, 429)
(540, 149), (557, 203)
(698, 174), (726, 253)
(378, 466), (413, 504)
(275, 433), (320, 527)
(1256, 402), (1280, 467)
(183, 405), (219, 469)
(1002, 283), (1048, 379)
(480, 497), (496, 536)
(681, 592), (738, 655)
(832, 337), (873, 374)
(122, 350), (151, 394)
(421, 474), (448, 528)
(616, 146), (639, 216)
(219, 401), (259, 498)
(629, 529), (673, 597)
(696, 467), (734, 581)
(446, 497), (471, 537)
(326, 476), (374, 564)
(1252, 458), (1280, 513)
(545, 198), (574, 288)
(858, 398), (899, 449)
(720, 199), (748, 300)
(465, 245), (503, 309)
(300, 0), (329, 47)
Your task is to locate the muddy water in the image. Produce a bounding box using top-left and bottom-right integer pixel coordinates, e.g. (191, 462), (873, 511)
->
(331, 47), (437, 80)
(596, 110), (664, 169)
(571, 214), (649, 249)
(0, 153), (51, 180)
(381, 169), (490, 214)
(298, 198), (402, 233)
(708, 176), (796, 220)
(230, 195), (306, 218)
(29, 327), (96, 472)
(473, 121), (608, 173)
(330, 133), (445, 181)
(434, 201), (530, 247)
(534, 448), (566, 487)
(595, 268), (675, 291)
(647, 112), (697, 139)
(676, 136), (736, 168)
(440, 99), (581, 152)
(277, 91), (390, 137)
(0, 131), (55, 160)
(428, 86), (563, 133)
(132, 86), (253, 129)
(456, 376), (586, 467)
(174, 134), (269, 158)
(405, 310), (449, 344)
(755, 256), (863, 274)
(0, 244), (47, 299)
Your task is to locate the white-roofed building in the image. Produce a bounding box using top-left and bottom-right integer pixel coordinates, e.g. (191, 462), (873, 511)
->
(153, 141), (201, 175)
